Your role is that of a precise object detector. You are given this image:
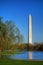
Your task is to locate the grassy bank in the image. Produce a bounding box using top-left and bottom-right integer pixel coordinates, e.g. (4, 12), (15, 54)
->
(0, 59), (43, 65)
(0, 50), (24, 55)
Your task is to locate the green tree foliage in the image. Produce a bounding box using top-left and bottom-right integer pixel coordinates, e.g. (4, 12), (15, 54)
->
(0, 17), (24, 51)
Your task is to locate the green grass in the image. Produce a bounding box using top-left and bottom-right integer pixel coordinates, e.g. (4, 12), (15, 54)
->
(0, 59), (43, 65)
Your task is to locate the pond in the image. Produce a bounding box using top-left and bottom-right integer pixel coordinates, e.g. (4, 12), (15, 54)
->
(7, 51), (43, 60)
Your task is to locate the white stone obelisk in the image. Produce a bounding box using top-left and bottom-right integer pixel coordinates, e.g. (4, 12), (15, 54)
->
(28, 14), (32, 44)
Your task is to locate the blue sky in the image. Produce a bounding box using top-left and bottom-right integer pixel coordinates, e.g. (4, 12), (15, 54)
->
(0, 0), (43, 43)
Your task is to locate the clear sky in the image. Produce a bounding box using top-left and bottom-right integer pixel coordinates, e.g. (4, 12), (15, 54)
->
(0, 0), (43, 43)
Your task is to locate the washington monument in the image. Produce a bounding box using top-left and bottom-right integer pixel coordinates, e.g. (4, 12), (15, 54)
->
(28, 14), (32, 44)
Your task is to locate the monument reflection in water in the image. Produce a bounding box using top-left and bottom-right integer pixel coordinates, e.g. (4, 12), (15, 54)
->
(29, 52), (32, 60)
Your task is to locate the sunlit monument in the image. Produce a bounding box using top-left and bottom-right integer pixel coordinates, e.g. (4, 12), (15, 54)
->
(28, 14), (32, 44)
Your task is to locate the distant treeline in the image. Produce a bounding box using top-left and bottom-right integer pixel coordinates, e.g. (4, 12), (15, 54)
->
(0, 42), (43, 51)
(1, 43), (43, 51)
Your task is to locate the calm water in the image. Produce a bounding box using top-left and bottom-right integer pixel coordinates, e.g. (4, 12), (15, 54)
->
(7, 51), (43, 60)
